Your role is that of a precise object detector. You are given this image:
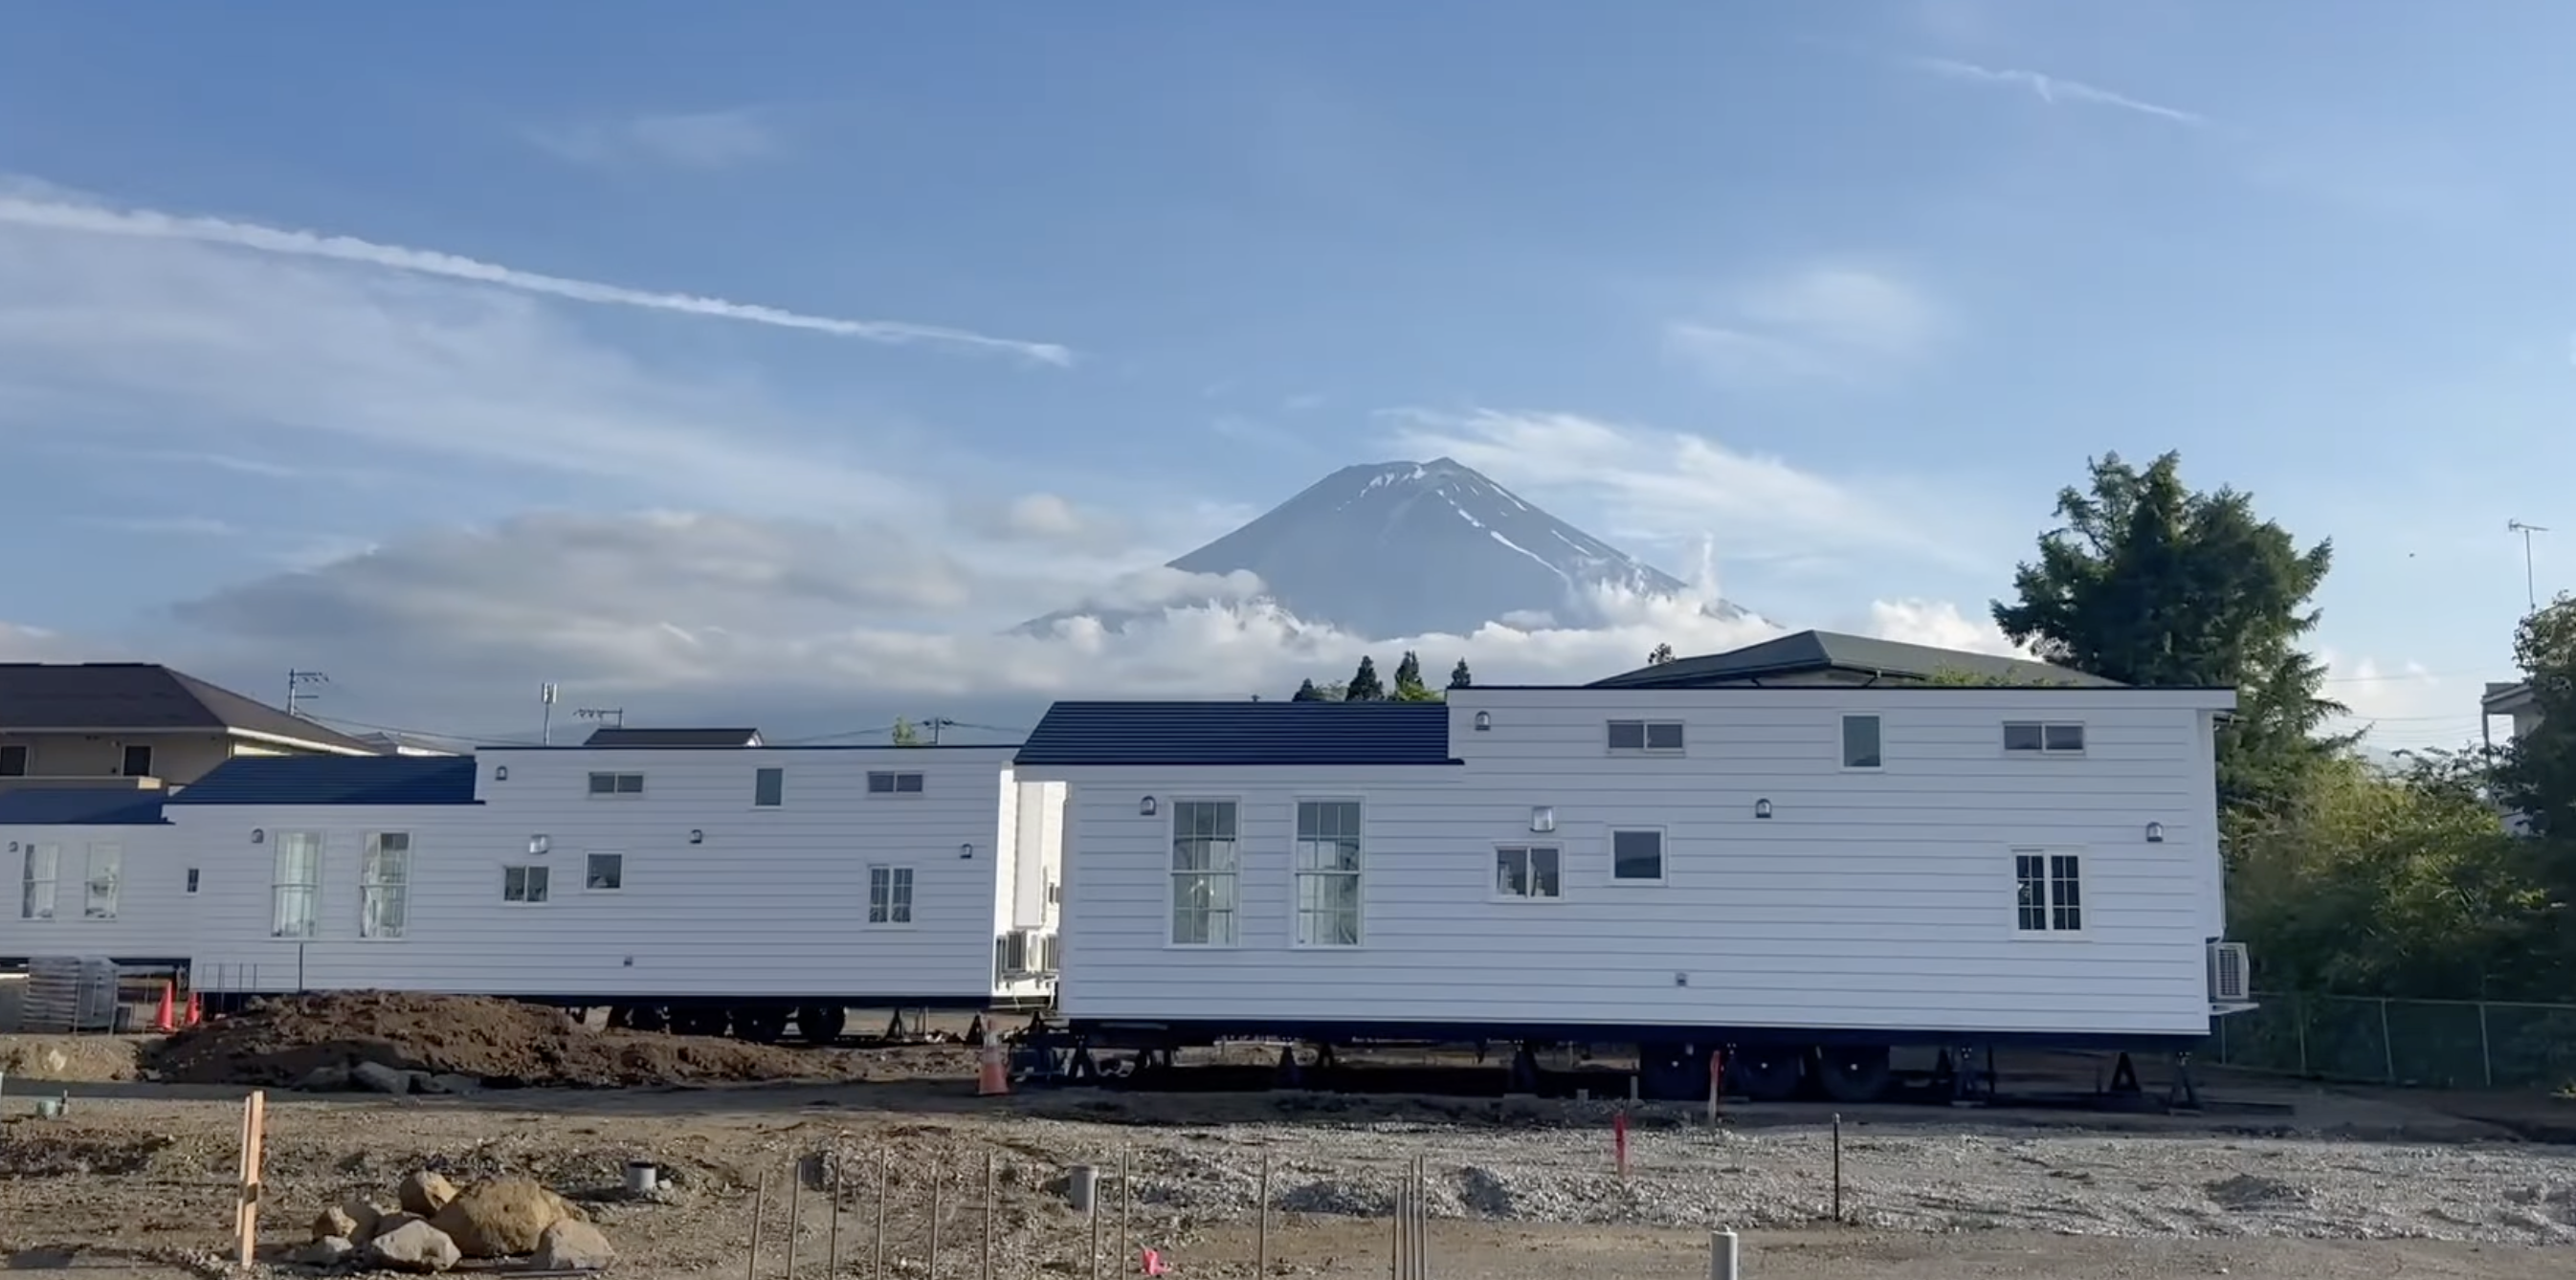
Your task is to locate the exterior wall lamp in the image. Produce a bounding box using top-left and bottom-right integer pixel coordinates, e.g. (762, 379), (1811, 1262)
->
(1473, 711), (1492, 731)
(960, 843), (975, 860)
(1139, 796), (1158, 817)
(2145, 821), (2165, 843)
(1529, 806), (1555, 833)
(1754, 799), (1774, 820)
(251, 828), (265, 844)
(688, 829), (704, 845)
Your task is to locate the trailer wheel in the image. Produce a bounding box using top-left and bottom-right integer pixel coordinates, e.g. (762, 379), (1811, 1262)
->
(673, 1004), (728, 1038)
(1727, 1047), (1805, 1102)
(732, 1004), (788, 1045)
(795, 1004), (848, 1045)
(1815, 1045), (1894, 1104)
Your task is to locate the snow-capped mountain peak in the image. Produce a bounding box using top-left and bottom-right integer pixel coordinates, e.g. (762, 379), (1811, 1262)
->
(1019, 457), (1748, 638)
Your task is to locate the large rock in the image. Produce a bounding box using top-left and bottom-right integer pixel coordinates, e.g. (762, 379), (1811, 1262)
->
(313, 1197), (386, 1244)
(292, 1236), (356, 1268)
(530, 1220), (615, 1271)
(366, 1220), (460, 1273)
(398, 1170), (458, 1217)
(427, 1177), (578, 1258)
(351, 1061), (413, 1094)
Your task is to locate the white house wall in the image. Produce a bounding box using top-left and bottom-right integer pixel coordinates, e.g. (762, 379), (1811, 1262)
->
(1038, 687), (2232, 1042)
(0, 822), (184, 961)
(172, 746), (1041, 1004)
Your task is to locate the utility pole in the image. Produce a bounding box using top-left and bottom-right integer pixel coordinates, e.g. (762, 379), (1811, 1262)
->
(285, 670), (329, 720)
(2509, 519), (2549, 612)
(539, 683), (559, 745)
(921, 716), (957, 746)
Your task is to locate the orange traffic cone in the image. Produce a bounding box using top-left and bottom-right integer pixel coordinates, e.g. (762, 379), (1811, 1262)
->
(154, 981), (175, 1033)
(976, 1034), (1010, 1096)
(186, 991), (202, 1026)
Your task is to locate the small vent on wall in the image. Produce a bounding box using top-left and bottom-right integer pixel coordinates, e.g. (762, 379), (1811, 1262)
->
(2208, 941), (2250, 1004)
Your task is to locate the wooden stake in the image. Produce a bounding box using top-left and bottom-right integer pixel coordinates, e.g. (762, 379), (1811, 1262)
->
(234, 1090), (267, 1268)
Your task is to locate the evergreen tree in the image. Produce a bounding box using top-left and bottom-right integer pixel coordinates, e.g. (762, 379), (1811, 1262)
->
(1448, 659), (1474, 690)
(2497, 594), (2576, 840)
(1647, 642), (1677, 666)
(1989, 451), (2343, 821)
(1291, 678), (1324, 702)
(1393, 651), (1424, 690)
(1345, 654), (1387, 701)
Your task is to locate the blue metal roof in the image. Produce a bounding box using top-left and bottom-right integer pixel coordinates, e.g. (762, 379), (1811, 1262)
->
(0, 789), (170, 826)
(165, 755), (480, 806)
(1015, 701), (1457, 767)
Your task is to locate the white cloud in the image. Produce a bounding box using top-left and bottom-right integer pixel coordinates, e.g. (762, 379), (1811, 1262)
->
(0, 621), (89, 662)
(958, 493), (1137, 553)
(0, 181), (1070, 364)
(1381, 408), (1987, 573)
(0, 203), (925, 514)
(1860, 598), (2027, 656)
(528, 107), (786, 170)
(2319, 650), (2488, 752)
(1912, 56), (2208, 127)
(1665, 265), (1943, 386)
(120, 506), (2055, 733)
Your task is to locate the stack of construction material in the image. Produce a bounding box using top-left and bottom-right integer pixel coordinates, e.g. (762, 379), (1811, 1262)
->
(19, 956), (122, 1032)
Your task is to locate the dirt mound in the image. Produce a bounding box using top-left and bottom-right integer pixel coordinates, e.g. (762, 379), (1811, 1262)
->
(144, 991), (938, 1089)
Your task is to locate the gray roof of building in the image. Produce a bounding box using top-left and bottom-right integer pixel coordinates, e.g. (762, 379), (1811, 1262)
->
(0, 663), (379, 750)
(582, 727), (765, 747)
(1016, 701), (1458, 767)
(165, 756), (479, 806)
(1587, 630), (2125, 690)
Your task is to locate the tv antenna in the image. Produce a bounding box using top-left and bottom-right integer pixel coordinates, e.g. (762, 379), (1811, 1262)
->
(2509, 519), (2550, 612)
(285, 670), (329, 720)
(576, 707), (626, 730)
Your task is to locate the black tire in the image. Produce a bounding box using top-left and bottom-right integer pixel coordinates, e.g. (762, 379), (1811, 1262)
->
(673, 1004), (728, 1038)
(732, 1004), (789, 1045)
(795, 1004), (848, 1045)
(1815, 1045), (1895, 1104)
(627, 1004), (670, 1033)
(1728, 1047), (1805, 1102)
(1636, 1042), (1709, 1102)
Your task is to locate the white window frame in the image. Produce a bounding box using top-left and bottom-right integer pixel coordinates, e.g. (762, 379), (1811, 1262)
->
(1606, 719), (1686, 756)
(2003, 721), (2087, 756)
(866, 770), (926, 797)
(19, 841), (58, 921)
(586, 852), (626, 893)
(1166, 798), (1241, 948)
(2011, 848), (2088, 938)
(753, 766), (786, 807)
(1840, 714), (1884, 771)
(868, 865), (915, 926)
(82, 843), (122, 920)
(502, 864), (551, 905)
(271, 830), (322, 938)
(1609, 827), (1668, 885)
(360, 832), (410, 940)
(1492, 844), (1564, 902)
(1292, 798), (1364, 948)
(587, 771), (646, 797)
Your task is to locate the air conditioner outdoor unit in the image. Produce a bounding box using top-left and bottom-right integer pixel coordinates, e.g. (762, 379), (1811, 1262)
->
(2208, 941), (2251, 1005)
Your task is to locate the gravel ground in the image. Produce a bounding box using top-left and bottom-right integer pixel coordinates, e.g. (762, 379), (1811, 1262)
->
(3, 1083), (2575, 1280)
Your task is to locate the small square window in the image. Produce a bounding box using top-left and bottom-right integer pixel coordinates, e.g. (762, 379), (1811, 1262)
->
(754, 766), (784, 807)
(1610, 829), (1665, 882)
(2043, 723), (2086, 753)
(2003, 722), (2044, 752)
(586, 853), (624, 892)
(867, 771), (925, 795)
(1495, 846), (1563, 899)
(503, 865), (551, 904)
(588, 772), (645, 795)
(1841, 715), (1883, 769)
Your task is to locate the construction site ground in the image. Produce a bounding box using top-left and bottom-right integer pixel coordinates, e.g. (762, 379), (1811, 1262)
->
(1, 996), (2571, 1278)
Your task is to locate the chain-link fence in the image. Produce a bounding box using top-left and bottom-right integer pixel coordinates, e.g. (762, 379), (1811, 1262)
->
(2210, 991), (2576, 1090)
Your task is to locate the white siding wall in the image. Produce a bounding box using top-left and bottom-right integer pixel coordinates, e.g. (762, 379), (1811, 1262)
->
(0, 823), (185, 959)
(173, 746), (1027, 1003)
(1042, 687), (2232, 1041)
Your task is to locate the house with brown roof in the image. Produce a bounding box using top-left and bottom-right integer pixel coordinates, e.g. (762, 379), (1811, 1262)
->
(0, 663), (379, 790)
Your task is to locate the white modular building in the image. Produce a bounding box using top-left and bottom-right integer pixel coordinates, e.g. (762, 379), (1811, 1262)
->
(1013, 675), (2247, 1101)
(3, 742), (1063, 1040)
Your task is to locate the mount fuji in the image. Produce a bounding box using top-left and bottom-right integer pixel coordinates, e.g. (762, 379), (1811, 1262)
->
(1019, 457), (1752, 638)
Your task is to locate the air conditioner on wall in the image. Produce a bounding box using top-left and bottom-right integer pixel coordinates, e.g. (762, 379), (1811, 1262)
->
(2208, 941), (2251, 1005)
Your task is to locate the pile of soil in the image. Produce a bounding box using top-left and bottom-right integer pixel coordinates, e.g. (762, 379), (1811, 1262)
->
(144, 991), (926, 1089)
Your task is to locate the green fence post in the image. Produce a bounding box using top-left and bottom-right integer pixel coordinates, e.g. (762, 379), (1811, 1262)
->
(2478, 1002), (2494, 1088)
(2379, 999), (2396, 1084)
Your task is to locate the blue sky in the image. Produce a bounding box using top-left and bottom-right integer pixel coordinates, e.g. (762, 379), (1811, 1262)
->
(0, 1), (2565, 746)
